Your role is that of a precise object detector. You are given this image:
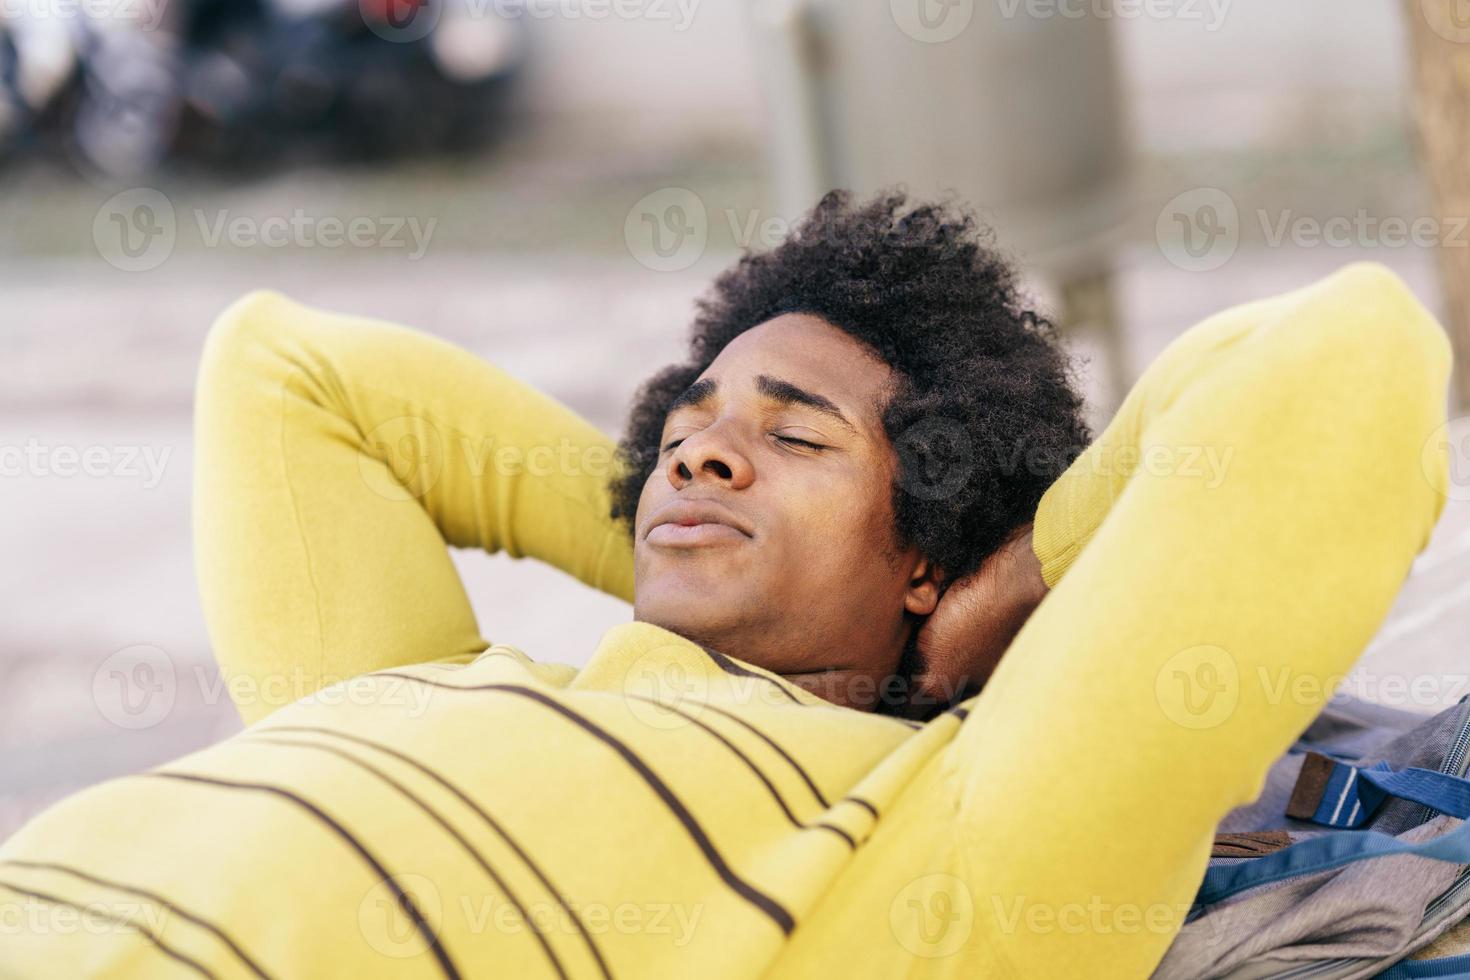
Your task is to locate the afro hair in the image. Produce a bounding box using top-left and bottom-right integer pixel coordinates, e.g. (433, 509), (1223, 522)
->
(610, 188), (1090, 597)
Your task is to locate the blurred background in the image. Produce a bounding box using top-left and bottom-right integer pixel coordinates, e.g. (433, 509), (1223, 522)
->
(3, 0), (1470, 843)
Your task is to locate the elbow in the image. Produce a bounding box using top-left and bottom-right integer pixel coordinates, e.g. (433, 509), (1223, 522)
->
(201, 290), (294, 368)
(1324, 262), (1453, 394)
(1323, 262), (1456, 535)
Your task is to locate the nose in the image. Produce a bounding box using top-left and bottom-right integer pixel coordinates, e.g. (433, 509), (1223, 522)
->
(666, 420), (755, 491)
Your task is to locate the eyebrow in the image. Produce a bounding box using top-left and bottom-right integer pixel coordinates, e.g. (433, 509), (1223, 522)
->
(667, 377), (717, 414)
(666, 375), (857, 433)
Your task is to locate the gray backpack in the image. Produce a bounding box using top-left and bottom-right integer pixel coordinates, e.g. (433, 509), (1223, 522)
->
(1153, 694), (1470, 980)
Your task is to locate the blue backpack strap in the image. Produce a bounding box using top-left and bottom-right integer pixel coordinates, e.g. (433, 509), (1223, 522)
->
(1196, 817), (1470, 907)
(1286, 754), (1470, 829)
(1361, 768), (1470, 822)
(1197, 762), (1470, 907)
(1375, 950), (1470, 978)
(1286, 754), (1393, 828)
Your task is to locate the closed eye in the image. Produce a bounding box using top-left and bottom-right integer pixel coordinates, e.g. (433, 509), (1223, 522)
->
(776, 435), (826, 450)
(662, 434), (826, 452)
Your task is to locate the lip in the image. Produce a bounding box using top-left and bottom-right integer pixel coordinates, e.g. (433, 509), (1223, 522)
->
(644, 497), (754, 548)
(646, 522), (750, 547)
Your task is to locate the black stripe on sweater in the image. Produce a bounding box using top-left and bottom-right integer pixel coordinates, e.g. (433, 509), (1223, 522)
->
(260, 724), (613, 980)
(0, 860), (272, 980)
(0, 878), (215, 978)
(242, 735), (569, 979)
(379, 674), (796, 935)
(625, 695), (856, 849)
(143, 771), (461, 979)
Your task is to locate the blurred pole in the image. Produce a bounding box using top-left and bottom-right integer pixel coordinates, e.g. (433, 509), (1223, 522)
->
(1404, 0), (1470, 410)
(746, 0), (1131, 409)
(747, 0), (832, 223)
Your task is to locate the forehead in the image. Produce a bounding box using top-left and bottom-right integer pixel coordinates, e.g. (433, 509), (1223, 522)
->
(700, 313), (894, 420)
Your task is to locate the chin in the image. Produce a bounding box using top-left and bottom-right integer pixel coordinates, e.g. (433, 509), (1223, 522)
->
(633, 582), (752, 650)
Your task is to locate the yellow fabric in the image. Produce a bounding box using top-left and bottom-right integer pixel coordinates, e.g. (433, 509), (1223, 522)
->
(0, 263), (1452, 978)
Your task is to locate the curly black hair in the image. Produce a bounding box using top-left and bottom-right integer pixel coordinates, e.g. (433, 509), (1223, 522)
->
(611, 190), (1090, 711)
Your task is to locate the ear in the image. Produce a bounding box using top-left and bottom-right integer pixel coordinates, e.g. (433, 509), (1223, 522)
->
(902, 555), (944, 616)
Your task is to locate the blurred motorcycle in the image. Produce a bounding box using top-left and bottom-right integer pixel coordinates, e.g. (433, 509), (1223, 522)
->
(0, 0), (526, 177)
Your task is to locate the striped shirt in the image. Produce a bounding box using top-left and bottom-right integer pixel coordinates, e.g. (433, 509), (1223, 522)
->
(0, 623), (971, 978)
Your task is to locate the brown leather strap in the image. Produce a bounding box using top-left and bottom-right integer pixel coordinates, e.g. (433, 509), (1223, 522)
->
(1286, 752), (1337, 821)
(1211, 830), (1294, 858)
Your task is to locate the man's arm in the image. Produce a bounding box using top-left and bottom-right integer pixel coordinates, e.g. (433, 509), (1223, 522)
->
(941, 263), (1452, 975)
(194, 291), (635, 724)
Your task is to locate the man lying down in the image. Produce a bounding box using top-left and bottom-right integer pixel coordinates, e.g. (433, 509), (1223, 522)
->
(0, 190), (1453, 978)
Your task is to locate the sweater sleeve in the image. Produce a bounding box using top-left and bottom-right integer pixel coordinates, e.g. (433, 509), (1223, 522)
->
(194, 290), (635, 723)
(1024, 275), (1444, 588)
(941, 262), (1453, 976)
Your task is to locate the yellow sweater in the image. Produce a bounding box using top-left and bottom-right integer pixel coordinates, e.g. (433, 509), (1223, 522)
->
(0, 263), (1452, 978)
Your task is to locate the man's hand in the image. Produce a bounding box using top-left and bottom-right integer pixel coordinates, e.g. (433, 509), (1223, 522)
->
(911, 522), (1049, 708)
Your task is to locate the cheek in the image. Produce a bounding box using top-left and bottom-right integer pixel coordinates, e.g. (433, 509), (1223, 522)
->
(846, 458), (899, 533)
(793, 462), (896, 555)
(634, 465), (668, 524)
